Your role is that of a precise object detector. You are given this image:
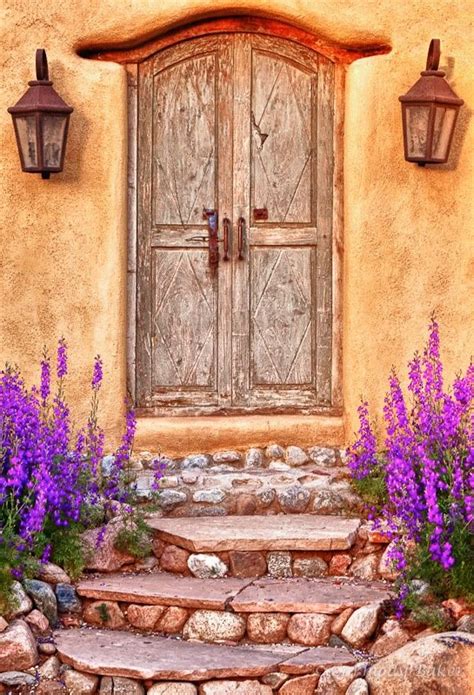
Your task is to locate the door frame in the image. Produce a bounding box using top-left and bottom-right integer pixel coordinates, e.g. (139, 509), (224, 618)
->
(124, 17), (345, 416)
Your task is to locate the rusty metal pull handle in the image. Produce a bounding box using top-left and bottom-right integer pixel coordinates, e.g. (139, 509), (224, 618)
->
(203, 208), (219, 269)
(237, 216), (245, 260)
(223, 217), (230, 261)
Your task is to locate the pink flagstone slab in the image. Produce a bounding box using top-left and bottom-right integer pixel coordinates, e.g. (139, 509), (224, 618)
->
(147, 515), (361, 552)
(231, 577), (393, 614)
(55, 629), (290, 680)
(77, 573), (252, 610)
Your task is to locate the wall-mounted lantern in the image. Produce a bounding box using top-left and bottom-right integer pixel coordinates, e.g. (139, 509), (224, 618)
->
(399, 39), (464, 166)
(8, 49), (73, 179)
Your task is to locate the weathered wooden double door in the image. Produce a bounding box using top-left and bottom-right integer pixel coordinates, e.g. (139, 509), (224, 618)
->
(136, 33), (335, 414)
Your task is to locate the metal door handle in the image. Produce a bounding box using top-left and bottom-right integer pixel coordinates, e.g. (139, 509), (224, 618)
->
(223, 217), (230, 261)
(203, 208), (219, 269)
(237, 216), (245, 260)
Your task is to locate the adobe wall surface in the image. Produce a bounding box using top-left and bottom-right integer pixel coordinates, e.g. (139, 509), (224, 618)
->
(1, 0), (473, 451)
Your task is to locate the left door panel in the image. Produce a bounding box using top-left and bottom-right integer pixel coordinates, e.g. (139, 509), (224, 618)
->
(136, 36), (233, 412)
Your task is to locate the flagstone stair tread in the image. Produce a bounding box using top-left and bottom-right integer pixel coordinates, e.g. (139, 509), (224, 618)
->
(77, 572), (392, 614)
(147, 514), (361, 552)
(54, 628), (356, 681)
(77, 573), (252, 609)
(229, 576), (393, 614)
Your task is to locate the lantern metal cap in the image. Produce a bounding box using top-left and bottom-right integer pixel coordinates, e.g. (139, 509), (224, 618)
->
(399, 39), (464, 106)
(7, 49), (74, 115)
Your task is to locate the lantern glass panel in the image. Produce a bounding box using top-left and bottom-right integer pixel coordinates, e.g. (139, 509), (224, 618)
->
(432, 106), (456, 160)
(42, 114), (67, 168)
(405, 105), (431, 158)
(14, 115), (38, 168)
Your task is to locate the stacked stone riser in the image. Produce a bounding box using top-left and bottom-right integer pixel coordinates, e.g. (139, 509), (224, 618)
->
(130, 446), (365, 517)
(79, 599), (395, 649)
(151, 526), (393, 582)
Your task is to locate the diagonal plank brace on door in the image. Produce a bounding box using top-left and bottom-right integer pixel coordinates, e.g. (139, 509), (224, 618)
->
(186, 208), (230, 269)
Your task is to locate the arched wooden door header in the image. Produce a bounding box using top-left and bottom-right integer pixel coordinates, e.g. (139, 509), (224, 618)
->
(83, 16), (390, 66)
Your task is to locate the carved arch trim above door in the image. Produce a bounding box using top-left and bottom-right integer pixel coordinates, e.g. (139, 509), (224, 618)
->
(124, 20), (345, 416)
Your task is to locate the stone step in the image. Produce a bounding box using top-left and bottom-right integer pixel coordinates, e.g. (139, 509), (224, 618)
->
(147, 514), (361, 553)
(77, 573), (392, 614)
(76, 573), (393, 646)
(55, 628), (356, 682)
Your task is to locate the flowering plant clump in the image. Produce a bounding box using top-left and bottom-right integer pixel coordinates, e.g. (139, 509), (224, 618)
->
(347, 318), (473, 613)
(0, 339), (164, 605)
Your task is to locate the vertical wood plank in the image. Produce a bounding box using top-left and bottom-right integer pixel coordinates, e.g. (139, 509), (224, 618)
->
(232, 35), (252, 404)
(331, 64), (345, 409)
(217, 38), (234, 405)
(126, 63), (138, 402)
(316, 57), (335, 405)
(136, 60), (154, 405)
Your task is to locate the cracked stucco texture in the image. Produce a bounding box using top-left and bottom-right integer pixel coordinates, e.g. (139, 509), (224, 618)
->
(1, 0), (473, 451)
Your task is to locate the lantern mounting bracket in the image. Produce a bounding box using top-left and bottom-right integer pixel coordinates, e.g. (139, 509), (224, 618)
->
(35, 49), (49, 82)
(425, 39), (440, 72)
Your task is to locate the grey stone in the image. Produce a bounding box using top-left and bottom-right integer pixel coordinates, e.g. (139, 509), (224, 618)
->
(285, 446), (309, 466)
(56, 583), (82, 614)
(101, 455), (115, 477)
(7, 581), (33, 618)
(308, 446), (337, 466)
(316, 665), (358, 695)
(350, 554), (380, 581)
(312, 486), (361, 514)
(268, 460), (291, 471)
(107, 677), (144, 695)
(158, 489), (188, 510)
(346, 679), (369, 695)
(293, 557), (328, 577)
(188, 506), (228, 517)
(147, 685), (198, 695)
(457, 614), (474, 633)
(267, 551), (292, 578)
(23, 579), (58, 626)
(261, 672), (289, 688)
(408, 579), (433, 604)
(266, 444), (285, 459)
(257, 488), (276, 506)
(39, 655), (61, 679)
(63, 669), (99, 694)
(277, 484), (310, 512)
(192, 488), (226, 504)
(182, 470), (200, 484)
(212, 451), (241, 464)
(187, 553), (228, 578)
(366, 631), (474, 695)
(246, 448), (265, 468)
(341, 603), (382, 647)
(0, 671), (36, 686)
(181, 454), (211, 470)
(183, 610), (246, 643)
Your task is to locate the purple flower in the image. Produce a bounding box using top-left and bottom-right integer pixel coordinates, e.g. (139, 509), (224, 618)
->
(40, 356), (51, 402)
(348, 318), (473, 610)
(91, 356), (103, 391)
(56, 338), (68, 380)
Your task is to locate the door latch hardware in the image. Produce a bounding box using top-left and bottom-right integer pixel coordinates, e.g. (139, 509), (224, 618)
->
(253, 207), (268, 221)
(203, 208), (219, 269)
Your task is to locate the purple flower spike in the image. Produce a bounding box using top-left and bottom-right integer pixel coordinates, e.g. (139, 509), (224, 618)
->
(40, 356), (51, 402)
(56, 338), (68, 379)
(92, 356), (103, 391)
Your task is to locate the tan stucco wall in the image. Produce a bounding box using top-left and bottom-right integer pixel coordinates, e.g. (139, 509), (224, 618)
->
(1, 0), (473, 453)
